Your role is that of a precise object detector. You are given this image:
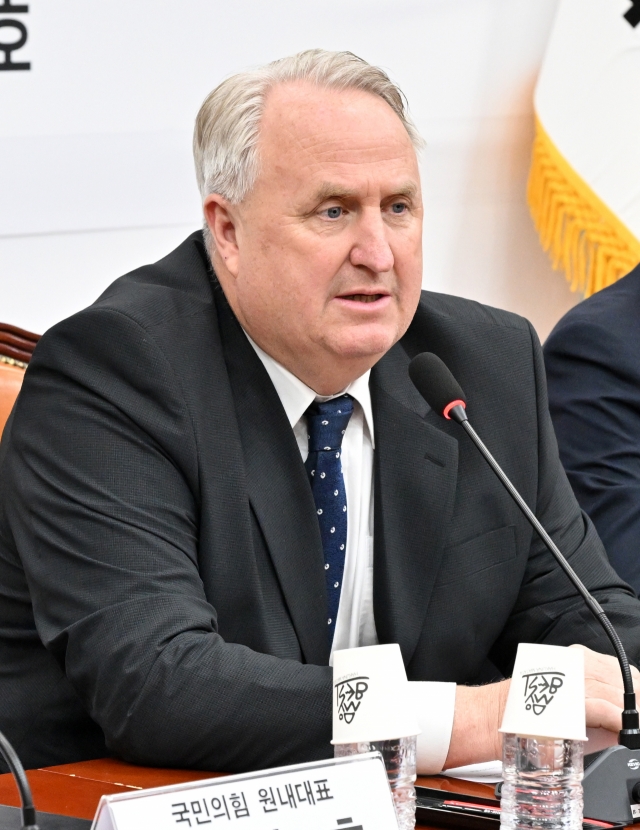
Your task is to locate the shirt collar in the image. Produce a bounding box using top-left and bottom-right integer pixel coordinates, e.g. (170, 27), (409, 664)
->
(245, 332), (375, 447)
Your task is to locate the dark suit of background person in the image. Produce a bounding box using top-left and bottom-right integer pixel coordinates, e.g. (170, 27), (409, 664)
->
(544, 263), (640, 594)
(0, 231), (639, 774)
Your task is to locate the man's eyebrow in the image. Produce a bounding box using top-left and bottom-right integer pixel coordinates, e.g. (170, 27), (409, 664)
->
(312, 183), (358, 203)
(387, 182), (419, 200)
(311, 181), (419, 203)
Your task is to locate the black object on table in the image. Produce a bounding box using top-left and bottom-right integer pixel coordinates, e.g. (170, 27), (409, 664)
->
(0, 804), (91, 829)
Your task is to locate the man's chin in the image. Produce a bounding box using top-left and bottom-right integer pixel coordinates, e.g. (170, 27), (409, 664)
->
(325, 328), (399, 363)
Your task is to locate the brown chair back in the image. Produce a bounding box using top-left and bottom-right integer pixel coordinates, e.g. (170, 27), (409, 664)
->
(0, 323), (40, 366)
(0, 323), (41, 437)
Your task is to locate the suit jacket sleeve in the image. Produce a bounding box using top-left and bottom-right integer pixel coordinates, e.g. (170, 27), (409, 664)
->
(4, 307), (332, 772)
(489, 321), (640, 673)
(543, 317), (640, 594)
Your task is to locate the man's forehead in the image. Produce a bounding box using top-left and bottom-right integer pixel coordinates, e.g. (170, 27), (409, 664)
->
(263, 79), (390, 116)
(259, 81), (415, 157)
(256, 82), (419, 191)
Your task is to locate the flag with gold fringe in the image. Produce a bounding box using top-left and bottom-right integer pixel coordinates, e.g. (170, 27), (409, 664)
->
(529, 0), (640, 297)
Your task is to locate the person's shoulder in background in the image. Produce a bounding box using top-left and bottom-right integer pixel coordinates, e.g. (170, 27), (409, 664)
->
(543, 264), (640, 593)
(545, 265), (640, 373)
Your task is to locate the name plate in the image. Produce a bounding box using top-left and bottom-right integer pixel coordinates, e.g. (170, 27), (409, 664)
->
(91, 751), (398, 830)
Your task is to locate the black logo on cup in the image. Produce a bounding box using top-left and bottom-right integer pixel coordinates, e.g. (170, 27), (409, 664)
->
(335, 676), (369, 724)
(0, 1), (30, 72)
(523, 671), (565, 715)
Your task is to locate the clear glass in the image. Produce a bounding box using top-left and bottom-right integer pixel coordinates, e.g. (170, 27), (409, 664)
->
(501, 733), (583, 830)
(335, 735), (417, 829)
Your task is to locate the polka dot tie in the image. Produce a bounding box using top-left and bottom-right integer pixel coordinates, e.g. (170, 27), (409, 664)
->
(304, 394), (354, 642)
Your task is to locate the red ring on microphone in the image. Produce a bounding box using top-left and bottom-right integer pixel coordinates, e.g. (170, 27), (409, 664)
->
(443, 399), (466, 420)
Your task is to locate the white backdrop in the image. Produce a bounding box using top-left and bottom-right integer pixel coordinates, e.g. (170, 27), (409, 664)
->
(0, 0), (579, 340)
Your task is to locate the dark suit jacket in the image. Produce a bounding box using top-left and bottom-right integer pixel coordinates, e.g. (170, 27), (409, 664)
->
(1, 232), (639, 773)
(544, 264), (640, 594)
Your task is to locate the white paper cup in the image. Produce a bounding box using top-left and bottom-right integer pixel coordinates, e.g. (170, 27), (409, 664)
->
(500, 643), (587, 741)
(331, 644), (421, 745)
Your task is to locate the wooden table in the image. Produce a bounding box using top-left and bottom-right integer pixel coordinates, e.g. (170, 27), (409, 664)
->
(0, 758), (494, 825)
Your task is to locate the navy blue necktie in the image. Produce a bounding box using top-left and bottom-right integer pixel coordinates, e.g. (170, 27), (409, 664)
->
(304, 395), (354, 641)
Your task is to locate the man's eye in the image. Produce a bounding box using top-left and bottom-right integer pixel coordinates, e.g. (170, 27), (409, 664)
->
(324, 206), (343, 219)
(391, 202), (407, 214)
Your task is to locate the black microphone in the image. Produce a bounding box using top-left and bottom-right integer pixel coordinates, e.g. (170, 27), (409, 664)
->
(0, 729), (38, 829)
(409, 351), (640, 823)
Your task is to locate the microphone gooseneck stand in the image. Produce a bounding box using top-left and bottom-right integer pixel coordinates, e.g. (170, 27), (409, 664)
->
(0, 729), (38, 829)
(408, 351), (640, 823)
(454, 407), (640, 745)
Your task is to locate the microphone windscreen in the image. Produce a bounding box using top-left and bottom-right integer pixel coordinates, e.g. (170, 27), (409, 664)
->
(409, 352), (467, 417)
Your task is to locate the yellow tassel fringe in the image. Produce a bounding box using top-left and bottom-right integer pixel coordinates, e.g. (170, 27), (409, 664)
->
(527, 117), (640, 297)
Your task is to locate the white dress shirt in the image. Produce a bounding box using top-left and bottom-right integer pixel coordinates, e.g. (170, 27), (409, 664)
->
(247, 335), (456, 773)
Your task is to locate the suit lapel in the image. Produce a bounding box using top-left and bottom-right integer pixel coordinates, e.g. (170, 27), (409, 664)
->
(216, 291), (330, 666)
(371, 342), (459, 666)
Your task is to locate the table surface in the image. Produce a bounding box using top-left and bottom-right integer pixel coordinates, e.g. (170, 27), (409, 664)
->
(0, 757), (495, 825)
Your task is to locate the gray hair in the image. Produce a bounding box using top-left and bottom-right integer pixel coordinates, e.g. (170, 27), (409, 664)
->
(193, 49), (423, 250)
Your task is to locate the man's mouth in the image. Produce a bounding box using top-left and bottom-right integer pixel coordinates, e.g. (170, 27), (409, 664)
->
(339, 293), (386, 303)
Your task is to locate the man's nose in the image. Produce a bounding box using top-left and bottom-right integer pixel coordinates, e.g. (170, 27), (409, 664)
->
(349, 213), (395, 274)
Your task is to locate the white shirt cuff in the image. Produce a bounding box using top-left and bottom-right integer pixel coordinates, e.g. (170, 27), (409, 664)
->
(408, 681), (456, 775)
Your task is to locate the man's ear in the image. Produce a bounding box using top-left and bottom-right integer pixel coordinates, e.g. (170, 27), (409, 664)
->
(203, 194), (240, 276)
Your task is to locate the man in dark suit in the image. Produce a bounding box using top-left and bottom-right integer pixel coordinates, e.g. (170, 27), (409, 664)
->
(1, 50), (639, 775)
(544, 264), (640, 593)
